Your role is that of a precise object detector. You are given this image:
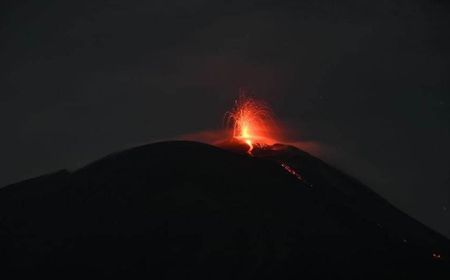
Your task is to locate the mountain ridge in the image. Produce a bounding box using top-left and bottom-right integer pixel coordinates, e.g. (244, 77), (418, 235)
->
(0, 140), (448, 278)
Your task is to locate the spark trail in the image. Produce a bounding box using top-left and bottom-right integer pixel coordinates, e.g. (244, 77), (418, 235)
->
(225, 95), (276, 154)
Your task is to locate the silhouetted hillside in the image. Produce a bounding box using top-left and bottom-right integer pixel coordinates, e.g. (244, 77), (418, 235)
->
(0, 141), (448, 279)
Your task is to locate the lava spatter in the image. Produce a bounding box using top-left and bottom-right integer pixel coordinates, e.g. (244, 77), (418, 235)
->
(225, 94), (277, 154)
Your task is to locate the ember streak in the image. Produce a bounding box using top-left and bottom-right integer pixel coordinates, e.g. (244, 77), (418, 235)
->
(280, 162), (303, 181)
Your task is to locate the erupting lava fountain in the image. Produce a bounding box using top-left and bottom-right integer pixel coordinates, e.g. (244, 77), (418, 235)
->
(225, 95), (278, 154)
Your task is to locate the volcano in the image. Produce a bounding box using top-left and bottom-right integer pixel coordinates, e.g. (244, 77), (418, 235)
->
(0, 141), (449, 278)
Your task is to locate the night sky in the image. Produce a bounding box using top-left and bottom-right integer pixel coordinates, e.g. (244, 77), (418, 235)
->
(1, 0), (449, 237)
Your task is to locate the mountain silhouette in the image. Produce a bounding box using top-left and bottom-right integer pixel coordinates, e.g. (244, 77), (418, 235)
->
(0, 141), (448, 279)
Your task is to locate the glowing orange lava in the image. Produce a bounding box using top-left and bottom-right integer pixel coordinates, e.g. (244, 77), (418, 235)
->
(226, 94), (277, 154)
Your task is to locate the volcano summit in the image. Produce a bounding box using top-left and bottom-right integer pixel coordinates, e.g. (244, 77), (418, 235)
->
(0, 141), (448, 278)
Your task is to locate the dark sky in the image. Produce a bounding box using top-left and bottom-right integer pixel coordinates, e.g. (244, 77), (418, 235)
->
(1, 0), (449, 237)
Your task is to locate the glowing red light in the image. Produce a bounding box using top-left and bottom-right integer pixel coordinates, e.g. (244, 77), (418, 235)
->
(225, 94), (277, 154)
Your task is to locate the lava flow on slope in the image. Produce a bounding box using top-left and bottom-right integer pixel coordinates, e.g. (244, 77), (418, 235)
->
(222, 93), (310, 184)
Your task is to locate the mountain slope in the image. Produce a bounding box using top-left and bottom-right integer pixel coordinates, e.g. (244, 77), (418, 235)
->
(0, 141), (448, 279)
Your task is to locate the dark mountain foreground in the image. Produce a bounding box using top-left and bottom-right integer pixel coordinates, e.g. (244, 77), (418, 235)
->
(0, 141), (448, 279)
